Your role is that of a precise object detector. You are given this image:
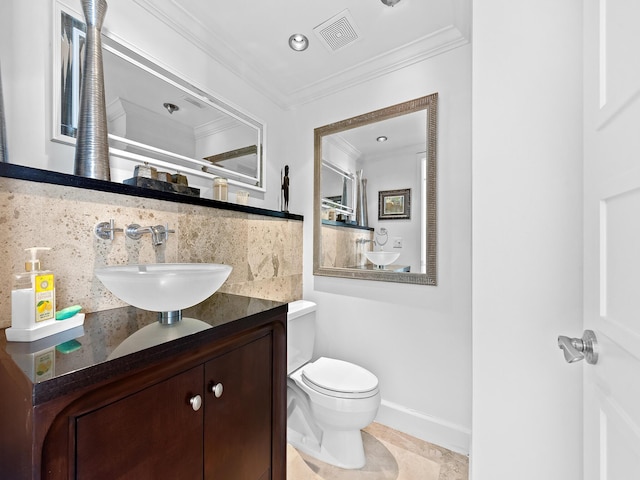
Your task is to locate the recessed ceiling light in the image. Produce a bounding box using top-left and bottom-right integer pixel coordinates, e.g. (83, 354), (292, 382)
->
(289, 34), (309, 51)
(163, 102), (179, 114)
(377, 136), (388, 142)
(381, 0), (402, 6)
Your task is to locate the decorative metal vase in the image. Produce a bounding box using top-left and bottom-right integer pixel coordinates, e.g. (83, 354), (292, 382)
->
(355, 170), (369, 227)
(361, 177), (369, 227)
(74, 0), (110, 180)
(0, 61), (7, 163)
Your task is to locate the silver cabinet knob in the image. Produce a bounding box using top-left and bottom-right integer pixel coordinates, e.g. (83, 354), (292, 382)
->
(558, 329), (598, 365)
(190, 394), (202, 411)
(210, 382), (224, 398)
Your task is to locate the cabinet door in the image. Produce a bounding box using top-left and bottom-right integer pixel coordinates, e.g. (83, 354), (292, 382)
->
(204, 335), (272, 480)
(76, 366), (204, 480)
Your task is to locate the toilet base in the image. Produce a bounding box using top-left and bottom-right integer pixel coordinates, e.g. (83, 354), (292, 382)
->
(288, 426), (366, 469)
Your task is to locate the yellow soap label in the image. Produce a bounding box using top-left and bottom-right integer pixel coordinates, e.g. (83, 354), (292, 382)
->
(35, 274), (55, 322)
(34, 348), (55, 382)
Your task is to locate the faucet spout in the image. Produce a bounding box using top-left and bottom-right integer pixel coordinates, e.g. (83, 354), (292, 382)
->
(149, 225), (166, 246)
(126, 224), (170, 246)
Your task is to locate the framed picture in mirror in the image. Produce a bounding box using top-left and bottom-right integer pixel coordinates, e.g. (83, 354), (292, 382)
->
(378, 188), (411, 220)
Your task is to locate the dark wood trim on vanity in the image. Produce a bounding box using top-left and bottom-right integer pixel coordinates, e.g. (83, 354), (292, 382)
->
(0, 299), (287, 480)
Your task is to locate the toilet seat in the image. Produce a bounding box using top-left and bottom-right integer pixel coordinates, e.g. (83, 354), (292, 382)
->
(301, 357), (379, 399)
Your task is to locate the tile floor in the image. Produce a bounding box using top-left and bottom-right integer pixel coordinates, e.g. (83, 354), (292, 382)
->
(287, 422), (469, 480)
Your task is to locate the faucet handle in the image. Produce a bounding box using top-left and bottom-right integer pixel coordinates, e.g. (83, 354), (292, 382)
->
(94, 219), (123, 241)
(163, 223), (175, 243)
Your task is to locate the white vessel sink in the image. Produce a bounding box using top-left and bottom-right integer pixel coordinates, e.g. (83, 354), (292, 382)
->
(95, 263), (232, 312)
(365, 251), (400, 267)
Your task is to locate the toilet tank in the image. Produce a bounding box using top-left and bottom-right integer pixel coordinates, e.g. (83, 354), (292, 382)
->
(287, 300), (316, 374)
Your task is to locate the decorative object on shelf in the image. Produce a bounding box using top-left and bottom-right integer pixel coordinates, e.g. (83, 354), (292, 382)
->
(355, 170), (369, 227)
(213, 177), (228, 201)
(171, 172), (188, 185)
(123, 176), (200, 197)
(74, 0), (111, 181)
(236, 190), (249, 205)
(378, 188), (411, 220)
(281, 165), (290, 212)
(361, 177), (369, 226)
(133, 163), (157, 180)
(0, 61), (7, 163)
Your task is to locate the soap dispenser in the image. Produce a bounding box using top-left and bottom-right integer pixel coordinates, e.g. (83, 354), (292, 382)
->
(6, 247), (83, 342)
(12, 247), (56, 325)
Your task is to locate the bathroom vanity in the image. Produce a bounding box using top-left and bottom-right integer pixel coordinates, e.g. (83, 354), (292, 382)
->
(0, 293), (287, 479)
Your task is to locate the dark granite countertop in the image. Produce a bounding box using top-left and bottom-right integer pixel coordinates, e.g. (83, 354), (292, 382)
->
(0, 293), (287, 405)
(0, 162), (303, 221)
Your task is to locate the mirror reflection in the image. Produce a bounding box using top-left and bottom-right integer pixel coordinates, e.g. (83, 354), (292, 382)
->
(55, 6), (264, 193)
(313, 94), (437, 285)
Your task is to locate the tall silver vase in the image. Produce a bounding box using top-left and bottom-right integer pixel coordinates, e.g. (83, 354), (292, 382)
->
(74, 0), (110, 180)
(361, 177), (369, 227)
(355, 170), (369, 227)
(0, 61), (7, 163)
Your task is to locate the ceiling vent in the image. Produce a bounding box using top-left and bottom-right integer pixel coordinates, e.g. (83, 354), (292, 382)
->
(313, 9), (361, 53)
(182, 96), (206, 109)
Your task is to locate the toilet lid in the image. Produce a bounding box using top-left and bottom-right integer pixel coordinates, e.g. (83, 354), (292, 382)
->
(301, 357), (379, 399)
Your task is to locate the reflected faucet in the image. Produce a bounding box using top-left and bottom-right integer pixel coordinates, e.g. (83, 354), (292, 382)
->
(126, 224), (174, 246)
(356, 238), (376, 247)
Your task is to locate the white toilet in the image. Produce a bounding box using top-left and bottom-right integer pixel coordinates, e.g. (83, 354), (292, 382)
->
(287, 300), (381, 469)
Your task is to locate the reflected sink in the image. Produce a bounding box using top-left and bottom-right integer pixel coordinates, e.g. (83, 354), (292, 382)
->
(95, 263), (232, 312)
(365, 251), (400, 267)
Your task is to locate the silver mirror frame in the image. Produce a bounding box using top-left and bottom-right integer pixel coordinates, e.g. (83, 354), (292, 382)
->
(52, 2), (265, 192)
(313, 93), (437, 285)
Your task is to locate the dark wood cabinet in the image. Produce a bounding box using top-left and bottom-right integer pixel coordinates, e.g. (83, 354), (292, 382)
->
(204, 335), (272, 480)
(0, 298), (287, 480)
(76, 365), (204, 479)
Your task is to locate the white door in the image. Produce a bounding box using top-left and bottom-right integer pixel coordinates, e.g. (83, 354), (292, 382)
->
(582, 0), (640, 478)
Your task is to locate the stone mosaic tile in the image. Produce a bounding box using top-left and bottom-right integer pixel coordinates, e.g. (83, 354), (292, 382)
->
(0, 177), (303, 329)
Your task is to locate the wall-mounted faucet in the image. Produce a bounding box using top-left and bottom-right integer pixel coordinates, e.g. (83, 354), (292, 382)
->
(356, 238), (375, 246)
(126, 224), (175, 246)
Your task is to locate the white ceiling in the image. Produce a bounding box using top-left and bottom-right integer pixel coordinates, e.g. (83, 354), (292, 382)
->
(132, 0), (471, 110)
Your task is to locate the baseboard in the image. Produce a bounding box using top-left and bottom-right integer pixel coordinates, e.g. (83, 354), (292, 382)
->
(375, 399), (471, 456)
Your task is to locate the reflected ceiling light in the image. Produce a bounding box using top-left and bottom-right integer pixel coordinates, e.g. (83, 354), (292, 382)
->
(376, 136), (388, 142)
(381, 0), (402, 5)
(289, 34), (309, 51)
(163, 102), (179, 114)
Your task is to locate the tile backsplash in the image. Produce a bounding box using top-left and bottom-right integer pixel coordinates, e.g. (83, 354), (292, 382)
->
(0, 177), (302, 329)
(321, 223), (373, 269)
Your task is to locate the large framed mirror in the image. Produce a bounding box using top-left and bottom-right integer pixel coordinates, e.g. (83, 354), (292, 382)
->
(313, 93), (437, 285)
(53, 2), (265, 193)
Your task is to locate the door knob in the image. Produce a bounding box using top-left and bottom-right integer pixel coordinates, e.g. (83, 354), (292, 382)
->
(557, 330), (598, 365)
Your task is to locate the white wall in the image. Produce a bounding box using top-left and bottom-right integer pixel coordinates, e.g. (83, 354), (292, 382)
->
(1, 0), (473, 457)
(1, 0), (291, 209)
(472, 0), (584, 478)
(292, 45), (472, 454)
(364, 149), (423, 272)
